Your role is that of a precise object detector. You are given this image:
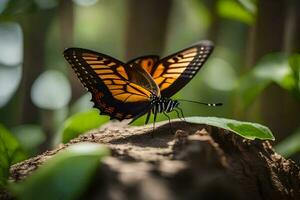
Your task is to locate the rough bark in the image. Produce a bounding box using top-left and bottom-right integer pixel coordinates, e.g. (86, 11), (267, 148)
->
(6, 121), (300, 200)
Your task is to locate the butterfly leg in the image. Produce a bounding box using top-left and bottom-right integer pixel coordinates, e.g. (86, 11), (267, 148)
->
(163, 112), (174, 133)
(151, 109), (158, 138)
(145, 110), (151, 125)
(177, 107), (186, 122)
(174, 109), (184, 121)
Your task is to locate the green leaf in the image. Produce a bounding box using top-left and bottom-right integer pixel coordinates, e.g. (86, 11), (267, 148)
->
(253, 53), (291, 89)
(11, 125), (46, 156)
(0, 0), (58, 16)
(186, 116), (274, 140)
(1, 0), (37, 16)
(217, 0), (255, 25)
(237, 0), (257, 14)
(61, 109), (109, 143)
(275, 127), (300, 157)
(10, 143), (110, 200)
(289, 54), (300, 76)
(288, 54), (300, 98)
(0, 124), (26, 187)
(237, 53), (295, 108)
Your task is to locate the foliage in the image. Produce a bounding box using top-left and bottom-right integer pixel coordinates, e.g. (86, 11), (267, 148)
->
(288, 54), (300, 99)
(237, 0), (257, 14)
(11, 124), (46, 156)
(186, 117), (274, 140)
(217, 0), (256, 24)
(0, 124), (26, 187)
(0, 0), (37, 19)
(0, 0), (60, 18)
(275, 128), (300, 157)
(60, 109), (109, 143)
(236, 53), (300, 109)
(235, 53), (300, 157)
(10, 143), (110, 200)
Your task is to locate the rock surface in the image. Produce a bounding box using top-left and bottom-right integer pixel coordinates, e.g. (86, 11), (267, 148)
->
(9, 121), (300, 200)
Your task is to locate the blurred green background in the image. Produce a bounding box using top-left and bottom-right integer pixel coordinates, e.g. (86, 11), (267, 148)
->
(0, 0), (300, 163)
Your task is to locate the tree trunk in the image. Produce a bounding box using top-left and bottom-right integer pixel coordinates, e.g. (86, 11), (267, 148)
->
(18, 9), (56, 124)
(125, 0), (174, 60)
(8, 121), (300, 200)
(203, 0), (219, 42)
(283, 0), (300, 53)
(58, 0), (85, 103)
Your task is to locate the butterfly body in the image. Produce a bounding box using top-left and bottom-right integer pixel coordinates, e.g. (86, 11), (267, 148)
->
(64, 41), (214, 123)
(150, 96), (179, 114)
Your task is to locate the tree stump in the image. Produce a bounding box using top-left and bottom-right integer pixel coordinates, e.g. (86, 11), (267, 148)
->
(7, 121), (300, 200)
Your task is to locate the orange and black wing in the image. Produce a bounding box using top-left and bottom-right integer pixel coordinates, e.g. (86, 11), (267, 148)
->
(64, 48), (155, 120)
(125, 55), (161, 96)
(127, 55), (160, 75)
(142, 41), (214, 97)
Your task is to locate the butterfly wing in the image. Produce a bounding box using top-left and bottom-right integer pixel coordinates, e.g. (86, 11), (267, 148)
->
(126, 55), (161, 96)
(64, 48), (155, 120)
(127, 55), (160, 74)
(141, 41), (214, 97)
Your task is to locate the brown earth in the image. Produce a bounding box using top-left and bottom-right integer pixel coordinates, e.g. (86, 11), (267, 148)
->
(6, 121), (300, 200)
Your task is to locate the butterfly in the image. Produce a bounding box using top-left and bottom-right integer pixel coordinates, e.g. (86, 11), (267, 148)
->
(64, 41), (221, 125)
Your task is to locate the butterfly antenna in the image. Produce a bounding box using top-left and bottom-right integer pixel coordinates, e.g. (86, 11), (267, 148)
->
(176, 99), (223, 107)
